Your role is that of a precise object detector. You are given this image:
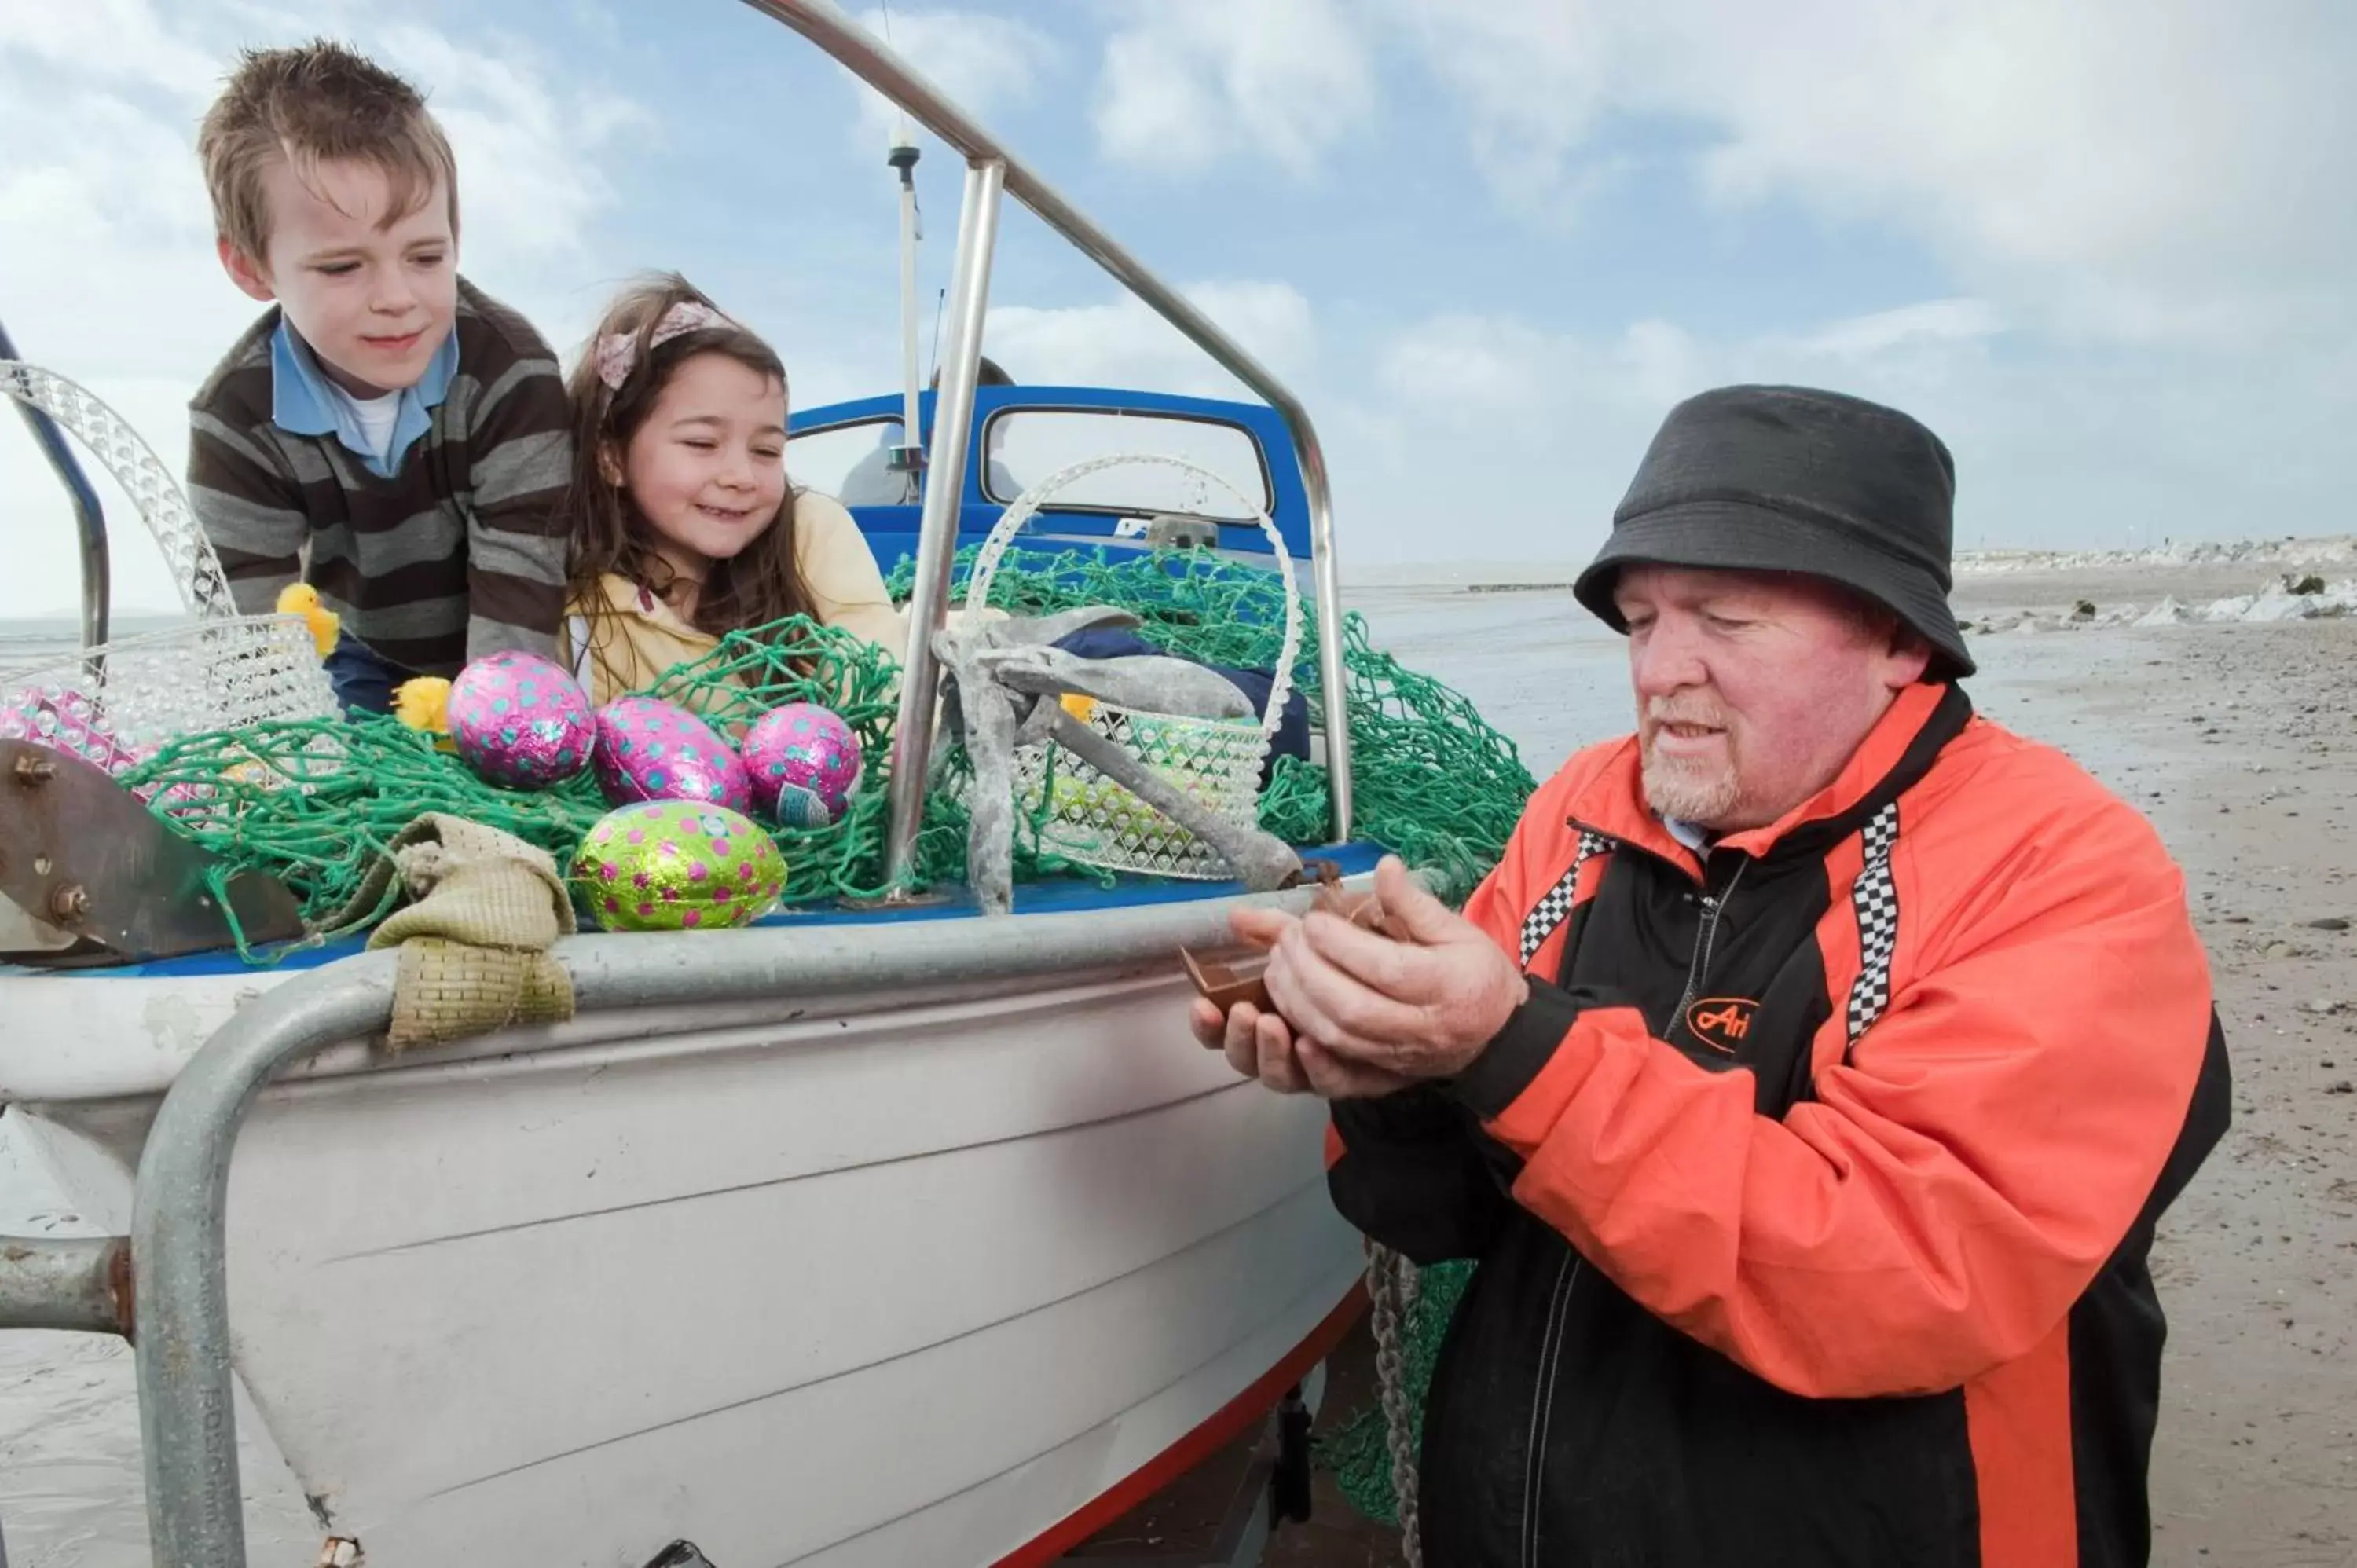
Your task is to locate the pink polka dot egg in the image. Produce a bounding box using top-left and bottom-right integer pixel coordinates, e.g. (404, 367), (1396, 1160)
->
(445, 651), (595, 788)
(1, 687), (147, 777)
(741, 702), (863, 828)
(592, 694), (752, 812)
(570, 800), (786, 932)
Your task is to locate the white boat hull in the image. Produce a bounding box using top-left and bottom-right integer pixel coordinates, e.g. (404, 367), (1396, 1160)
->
(2, 947), (1364, 1566)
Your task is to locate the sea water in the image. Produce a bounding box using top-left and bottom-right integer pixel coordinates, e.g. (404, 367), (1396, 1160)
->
(0, 615), (197, 691)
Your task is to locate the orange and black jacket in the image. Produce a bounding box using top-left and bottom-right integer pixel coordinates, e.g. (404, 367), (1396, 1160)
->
(1329, 681), (2230, 1567)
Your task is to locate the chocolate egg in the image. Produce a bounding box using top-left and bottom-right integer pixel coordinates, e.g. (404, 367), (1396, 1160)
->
(570, 801), (786, 931)
(741, 702), (863, 828)
(592, 694), (753, 812)
(445, 652), (595, 788)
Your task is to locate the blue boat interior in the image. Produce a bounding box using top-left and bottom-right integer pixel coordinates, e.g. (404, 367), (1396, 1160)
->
(791, 384), (1314, 573)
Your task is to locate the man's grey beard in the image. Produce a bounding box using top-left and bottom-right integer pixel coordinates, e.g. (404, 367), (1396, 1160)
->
(1641, 746), (1743, 826)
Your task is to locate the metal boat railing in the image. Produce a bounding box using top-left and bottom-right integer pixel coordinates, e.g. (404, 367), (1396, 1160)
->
(0, 317), (109, 655)
(742, 0), (1358, 860)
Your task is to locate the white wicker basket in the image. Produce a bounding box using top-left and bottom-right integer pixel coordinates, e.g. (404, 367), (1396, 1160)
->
(965, 453), (1303, 880)
(1, 362), (339, 762)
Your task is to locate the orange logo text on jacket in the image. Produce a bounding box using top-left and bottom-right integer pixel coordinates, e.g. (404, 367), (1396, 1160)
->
(1685, 997), (1758, 1055)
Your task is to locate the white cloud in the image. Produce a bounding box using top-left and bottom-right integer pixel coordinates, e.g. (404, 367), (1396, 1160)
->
(1349, 299), (1985, 565)
(1376, 299), (2010, 432)
(1343, 286), (2357, 568)
(1094, 0), (1374, 178)
(1377, 314), (1556, 412)
(844, 8), (1058, 155)
(1786, 298), (2004, 363)
(378, 24), (647, 272)
(0, 2), (643, 618)
(1382, 0), (2357, 345)
(986, 280), (1315, 399)
(0, 0), (219, 97)
(1376, 313), (1718, 421)
(1376, 0), (1616, 196)
(1616, 319), (1706, 408)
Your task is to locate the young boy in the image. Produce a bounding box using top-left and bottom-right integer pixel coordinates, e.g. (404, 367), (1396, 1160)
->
(188, 40), (571, 712)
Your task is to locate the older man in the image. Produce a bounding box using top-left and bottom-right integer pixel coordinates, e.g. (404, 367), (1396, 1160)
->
(1195, 387), (2230, 1567)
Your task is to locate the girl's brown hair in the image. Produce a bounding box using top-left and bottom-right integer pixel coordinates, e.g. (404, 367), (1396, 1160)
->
(563, 273), (816, 650)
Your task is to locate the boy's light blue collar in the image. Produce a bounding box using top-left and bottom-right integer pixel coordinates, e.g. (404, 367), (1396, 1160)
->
(269, 319), (458, 478)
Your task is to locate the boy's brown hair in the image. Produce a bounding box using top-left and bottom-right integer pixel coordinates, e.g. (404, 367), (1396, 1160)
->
(198, 39), (460, 263)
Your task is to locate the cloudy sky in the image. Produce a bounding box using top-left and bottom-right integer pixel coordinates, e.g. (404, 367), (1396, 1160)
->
(3, 0), (2352, 616)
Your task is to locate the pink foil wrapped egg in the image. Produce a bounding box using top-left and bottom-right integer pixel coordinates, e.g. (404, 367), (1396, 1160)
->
(741, 702), (863, 828)
(2, 687), (146, 776)
(593, 695), (752, 812)
(0, 690), (207, 812)
(445, 652), (595, 789)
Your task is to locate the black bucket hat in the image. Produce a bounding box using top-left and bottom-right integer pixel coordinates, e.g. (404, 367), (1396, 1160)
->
(1572, 385), (1974, 678)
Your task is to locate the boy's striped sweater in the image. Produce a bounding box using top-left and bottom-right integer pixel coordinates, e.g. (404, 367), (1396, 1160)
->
(187, 278), (573, 677)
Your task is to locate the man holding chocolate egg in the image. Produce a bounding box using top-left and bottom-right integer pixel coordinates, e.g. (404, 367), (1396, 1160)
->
(1191, 387), (2230, 1567)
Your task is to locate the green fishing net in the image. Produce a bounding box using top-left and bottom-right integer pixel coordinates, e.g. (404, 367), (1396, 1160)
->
(122, 547), (1535, 943)
(1314, 1260), (1475, 1528)
(116, 616), (918, 941)
(896, 545), (1536, 900)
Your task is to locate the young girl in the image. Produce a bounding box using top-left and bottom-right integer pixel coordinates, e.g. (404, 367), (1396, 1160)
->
(561, 273), (905, 704)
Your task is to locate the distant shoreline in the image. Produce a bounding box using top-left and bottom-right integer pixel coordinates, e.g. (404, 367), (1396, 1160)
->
(1344, 532), (2357, 592)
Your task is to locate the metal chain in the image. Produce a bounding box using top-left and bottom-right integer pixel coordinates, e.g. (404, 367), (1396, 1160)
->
(1367, 1241), (1425, 1567)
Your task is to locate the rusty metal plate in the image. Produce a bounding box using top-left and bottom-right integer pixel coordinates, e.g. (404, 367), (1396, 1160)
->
(0, 739), (304, 965)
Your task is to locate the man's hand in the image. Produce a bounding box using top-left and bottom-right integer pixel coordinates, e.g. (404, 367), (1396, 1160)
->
(1188, 991), (1419, 1098)
(1188, 856), (1528, 1094)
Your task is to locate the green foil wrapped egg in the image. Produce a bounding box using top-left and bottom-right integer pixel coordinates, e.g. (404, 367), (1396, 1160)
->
(570, 801), (786, 932)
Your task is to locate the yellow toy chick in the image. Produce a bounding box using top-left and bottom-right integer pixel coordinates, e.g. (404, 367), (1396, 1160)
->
(392, 677), (456, 751)
(275, 583), (342, 659)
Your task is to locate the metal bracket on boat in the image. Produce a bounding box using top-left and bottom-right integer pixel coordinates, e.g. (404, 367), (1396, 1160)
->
(0, 739), (304, 966)
(0, 1232), (134, 1336)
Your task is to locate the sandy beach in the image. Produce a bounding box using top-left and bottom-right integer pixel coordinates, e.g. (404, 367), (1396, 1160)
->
(1944, 589), (2357, 1566)
(5, 546), (2355, 1565)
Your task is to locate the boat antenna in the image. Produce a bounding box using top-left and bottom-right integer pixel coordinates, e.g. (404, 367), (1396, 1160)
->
(882, 2), (926, 494)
